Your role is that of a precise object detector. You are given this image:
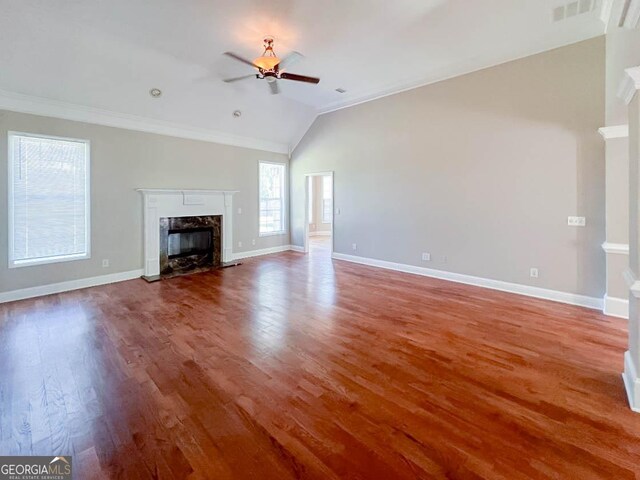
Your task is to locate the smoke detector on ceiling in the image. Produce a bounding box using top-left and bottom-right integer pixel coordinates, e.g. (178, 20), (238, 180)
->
(149, 88), (162, 98)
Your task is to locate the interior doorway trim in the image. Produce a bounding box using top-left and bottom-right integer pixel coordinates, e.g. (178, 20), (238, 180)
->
(303, 171), (334, 255)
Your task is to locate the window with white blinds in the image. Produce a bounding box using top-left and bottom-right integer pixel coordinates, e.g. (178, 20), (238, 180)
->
(8, 132), (90, 268)
(259, 162), (285, 235)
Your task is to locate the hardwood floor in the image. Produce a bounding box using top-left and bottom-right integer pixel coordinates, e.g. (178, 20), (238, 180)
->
(0, 250), (638, 479)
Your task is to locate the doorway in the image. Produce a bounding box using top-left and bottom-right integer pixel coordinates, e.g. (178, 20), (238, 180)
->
(304, 172), (334, 256)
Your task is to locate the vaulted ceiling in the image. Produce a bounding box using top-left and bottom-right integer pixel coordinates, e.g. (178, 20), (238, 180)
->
(0, 0), (608, 153)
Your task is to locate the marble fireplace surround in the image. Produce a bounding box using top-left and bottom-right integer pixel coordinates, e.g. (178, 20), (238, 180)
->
(137, 189), (237, 279)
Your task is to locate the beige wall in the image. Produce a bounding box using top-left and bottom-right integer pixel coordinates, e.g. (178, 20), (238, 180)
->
(291, 37), (606, 298)
(0, 110), (289, 293)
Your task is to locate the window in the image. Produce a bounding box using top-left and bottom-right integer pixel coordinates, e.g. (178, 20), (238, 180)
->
(308, 176), (313, 224)
(259, 162), (285, 235)
(8, 132), (90, 268)
(322, 175), (332, 223)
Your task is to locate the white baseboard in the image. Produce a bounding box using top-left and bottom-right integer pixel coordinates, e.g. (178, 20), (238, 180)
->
(289, 245), (305, 253)
(331, 252), (603, 310)
(309, 231), (331, 237)
(603, 295), (629, 319)
(0, 269), (144, 304)
(230, 245), (295, 261)
(0, 246), (304, 304)
(623, 351), (640, 413)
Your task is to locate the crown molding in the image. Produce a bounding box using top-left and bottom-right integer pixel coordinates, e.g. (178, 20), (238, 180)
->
(598, 124), (629, 139)
(601, 0), (615, 32)
(317, 35), (606, 115)
(624, 267), (640, 298)
(621, 0), (640, 28)
(618, 66), (640, 105)
(602, 242), (630, 254)
(0, 89), (289, 154)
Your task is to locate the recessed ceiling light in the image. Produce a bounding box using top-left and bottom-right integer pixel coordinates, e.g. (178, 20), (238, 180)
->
(149, 88), (162, 98)
(233, 110), (242, 118)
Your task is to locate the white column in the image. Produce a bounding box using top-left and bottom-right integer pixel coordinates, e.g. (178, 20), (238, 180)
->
(599, 126), (630, 318)
(620, 66), (640, 411)
(223, 192), (234, 263)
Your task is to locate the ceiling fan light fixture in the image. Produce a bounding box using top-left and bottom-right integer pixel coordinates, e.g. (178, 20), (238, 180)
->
(254, 55), (280, 70)
(253, 37), (279, 71)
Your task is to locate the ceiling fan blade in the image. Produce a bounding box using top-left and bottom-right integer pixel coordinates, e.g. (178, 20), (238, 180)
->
(269, 80), (280, 95)
(280, 72), (320, 84)
(223, 52), (258, 68)
(223, 74), (256, 83)
(276, 51), (303, 71)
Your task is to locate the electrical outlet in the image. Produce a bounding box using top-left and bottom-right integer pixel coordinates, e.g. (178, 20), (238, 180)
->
(252, 239), (256, 246)
(442, 255), (448, 264)
(567, 216), (586, 227)
(530, 267), (539, 278)
(352, 243), (357, 251)
(102, 259), (109, 268)
(422, 253), (431, 261)
(238, 241), (242, 248)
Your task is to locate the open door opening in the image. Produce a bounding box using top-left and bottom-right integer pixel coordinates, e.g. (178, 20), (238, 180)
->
(304, 172), (334, 256)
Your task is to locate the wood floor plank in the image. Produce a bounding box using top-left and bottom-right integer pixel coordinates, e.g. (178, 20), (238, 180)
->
(0, 239), (639, 479)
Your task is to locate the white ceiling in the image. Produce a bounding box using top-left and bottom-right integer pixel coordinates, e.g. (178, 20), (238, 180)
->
(0, 0), (608, 152)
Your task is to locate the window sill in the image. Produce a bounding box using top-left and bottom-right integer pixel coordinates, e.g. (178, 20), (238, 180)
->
(259, 231), (287, 237)
(9, 253), (90, 269)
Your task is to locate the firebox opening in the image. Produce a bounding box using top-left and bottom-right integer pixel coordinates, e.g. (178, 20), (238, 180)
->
(167, 227), (213, 259)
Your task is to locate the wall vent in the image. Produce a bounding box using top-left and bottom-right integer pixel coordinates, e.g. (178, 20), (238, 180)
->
(552, 0), (599, 21)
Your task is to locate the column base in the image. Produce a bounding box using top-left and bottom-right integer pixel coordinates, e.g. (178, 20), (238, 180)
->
(622, 350), (640, 412)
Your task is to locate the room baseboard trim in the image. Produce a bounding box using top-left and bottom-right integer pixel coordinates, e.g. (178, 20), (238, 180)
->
(230, 245), (296, 261)
(289, 245), (305, 253)
(0, 269), (144, 304)
(331, 252), (603, 310)
(598, 125), (629, 140)
(0, 247), (305, 304)
(0, 89), (289, 154)
(623, 351), (640, 413)
(604, 295), (629, 318)
(309, 231), (331, 237)
(602, 242), (630, 255)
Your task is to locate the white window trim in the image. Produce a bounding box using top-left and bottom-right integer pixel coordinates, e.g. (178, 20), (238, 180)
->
(258, 160), (287, 237)
(8, 131), (91, 269)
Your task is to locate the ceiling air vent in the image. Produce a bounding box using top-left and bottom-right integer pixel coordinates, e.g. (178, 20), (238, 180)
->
(552, 0), (598, 21)
(335, 88), (347, 94)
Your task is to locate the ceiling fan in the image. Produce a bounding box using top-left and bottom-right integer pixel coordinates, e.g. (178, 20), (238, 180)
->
(223, 37), (320, 95)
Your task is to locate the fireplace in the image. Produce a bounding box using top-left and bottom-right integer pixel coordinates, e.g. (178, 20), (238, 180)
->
(137, 189), (237, 280)
(159, 215), (222, 278)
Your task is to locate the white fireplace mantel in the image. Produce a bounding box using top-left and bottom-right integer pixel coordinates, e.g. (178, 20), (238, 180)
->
(137, 188), (238, 277)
